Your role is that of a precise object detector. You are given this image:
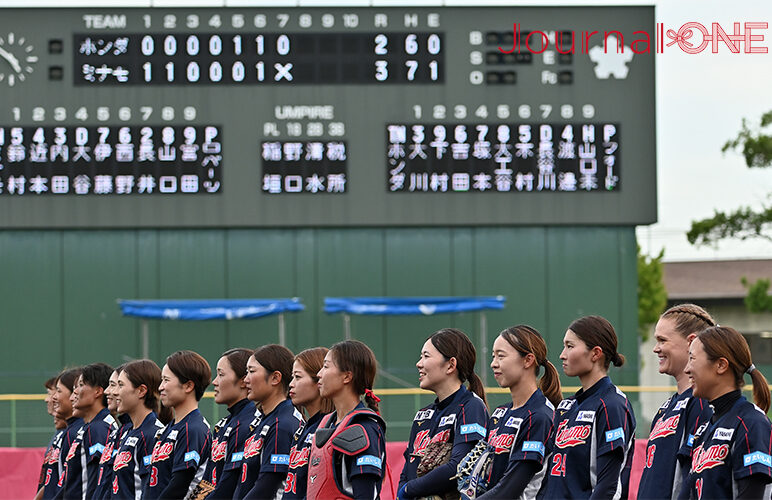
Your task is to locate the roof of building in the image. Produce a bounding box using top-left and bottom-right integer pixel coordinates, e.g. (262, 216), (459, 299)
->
(664, 259), (772, 300)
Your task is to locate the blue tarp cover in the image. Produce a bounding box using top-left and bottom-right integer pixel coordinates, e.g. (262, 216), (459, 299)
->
(118, 298), (304, 320)
(324, 296), (505, 316)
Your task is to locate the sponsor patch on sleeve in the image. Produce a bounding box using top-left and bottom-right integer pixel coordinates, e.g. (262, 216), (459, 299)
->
(605, 427), (624, 443)
(460, 423), (487, 438)
(686, 434), (695, 447)
(89, 443), (105, 456)
(355, 455), (383, 469)
(743, 451), (772, 467)
(143, 454), (152, 466)
(270, 454), (290, 465)
(184, 451), (201, 464)
(522, 441), (545, 455)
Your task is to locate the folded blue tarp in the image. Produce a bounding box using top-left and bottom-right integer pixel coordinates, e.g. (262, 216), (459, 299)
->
(118, 298), (304, 320)
(324, 296), (505, 316)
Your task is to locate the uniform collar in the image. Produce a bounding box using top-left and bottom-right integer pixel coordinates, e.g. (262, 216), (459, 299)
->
(709, 389), (742, 423)
(228, 398), (251, 416)
(574, 376), (612, 403)
(436, 384), (466, 410)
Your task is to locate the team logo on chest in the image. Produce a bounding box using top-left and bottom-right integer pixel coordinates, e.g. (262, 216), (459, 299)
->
(66, 440), (80, 461)
(113, 451), (133, 470)
(151, 441), (174, 463)
(554, 419), (591, 449)
(488, 429), (516, 454)
(649, 415), (680, 440)
(100, 442), (115, 464)
(45, 447), (61, 465)
(243, 434), (264, 459)
(211, 438), (228, 462)
(691, 444), (729, 473)
(289, 444), (310, 469)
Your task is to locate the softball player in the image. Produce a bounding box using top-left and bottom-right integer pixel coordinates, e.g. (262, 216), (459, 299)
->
(638, 304), (715, 500)
(204, 348), (256, 499)
(540, 316), (636, 499)
(110, 360), (165, 499)
(398, 328), (489, 499)
(308, 340), (387, 500)
(681, 326), (772, 499)
(94, 365), (130, 500)
(58, 363), (118, 500)
(37, 373), (72, 500)
(476, 325), (561, 500)
(43, 368), (84, 500)
(144, 350), (212, 500)
(234, 344), (303, 500)
(283, 347), (333, 500)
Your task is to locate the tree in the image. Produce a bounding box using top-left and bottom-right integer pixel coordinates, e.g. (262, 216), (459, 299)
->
(688, 111), (772, 313)
(687, 110), (772, 246)
(638, 246), (667, 341)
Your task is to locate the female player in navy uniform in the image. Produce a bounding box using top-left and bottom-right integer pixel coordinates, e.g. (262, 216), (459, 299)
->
(476, 325), (562, 499)
(235, 344), (303, 500)
(144, 350), (212, 500)
(36, 377), (66, 500)
(94, 364), (130, 500)
(43, 368), (83, 500)
(39, 371), (76, 500)
(638, 304), (715, 500)
(58, 363), (118, 500)
(204, 347), (256, 499)
(308, 340), (388, 500)
(111, 359), (166, 499)
(541, 315), (636, 499)
(398, 328), (489, 499)
(681, 326), (772, 499)
(284, 347), (334, 500)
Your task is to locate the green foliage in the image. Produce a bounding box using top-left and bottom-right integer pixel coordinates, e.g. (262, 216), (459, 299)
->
(741, 277), (772, 313)
(689, 111), (772, 248)
(638, 246), (667, 341)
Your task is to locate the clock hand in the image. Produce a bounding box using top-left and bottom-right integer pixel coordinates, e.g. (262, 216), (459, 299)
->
(0, 46), (22, 73)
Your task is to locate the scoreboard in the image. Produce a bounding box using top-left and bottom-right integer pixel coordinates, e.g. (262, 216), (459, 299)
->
(0, 5), (655, 228)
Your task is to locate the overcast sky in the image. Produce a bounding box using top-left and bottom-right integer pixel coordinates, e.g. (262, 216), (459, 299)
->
(637, 0), (772, 261)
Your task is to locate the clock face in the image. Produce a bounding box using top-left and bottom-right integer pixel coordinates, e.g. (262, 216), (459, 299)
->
(0, 32), (38, 86)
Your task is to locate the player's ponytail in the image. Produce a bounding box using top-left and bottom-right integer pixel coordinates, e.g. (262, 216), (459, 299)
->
(698, 326), (771, 413)
(749, 368), (771, 414)
(499, 325), (563, 407)
(430, 328), (488, 408)
(329, 340), (380, 414)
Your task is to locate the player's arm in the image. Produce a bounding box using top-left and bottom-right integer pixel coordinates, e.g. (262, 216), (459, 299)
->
(736, 473), (771, 500)
(158, 467), (196, 498)
(347, 417), (386, 500)
(590, 448), (624, 499)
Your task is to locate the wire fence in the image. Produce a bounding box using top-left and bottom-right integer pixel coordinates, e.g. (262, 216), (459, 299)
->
(3, 386), (767, 447)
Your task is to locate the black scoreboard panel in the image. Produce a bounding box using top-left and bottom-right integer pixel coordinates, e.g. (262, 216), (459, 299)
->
(0, 6), (655, 228)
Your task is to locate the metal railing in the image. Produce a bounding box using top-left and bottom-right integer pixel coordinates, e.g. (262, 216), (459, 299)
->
(3, 385), (767, 447)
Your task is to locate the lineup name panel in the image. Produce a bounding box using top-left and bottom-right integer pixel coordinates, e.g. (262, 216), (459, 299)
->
(0, 7), (655, 227)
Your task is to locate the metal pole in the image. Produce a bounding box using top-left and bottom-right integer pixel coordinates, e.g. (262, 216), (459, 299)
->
(142, 319), (149, 360)
(10, 399), (16, 447)
(480, 312), (488, 387)
(278, 313), (286, 346)
(344, 313), (351, 340)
